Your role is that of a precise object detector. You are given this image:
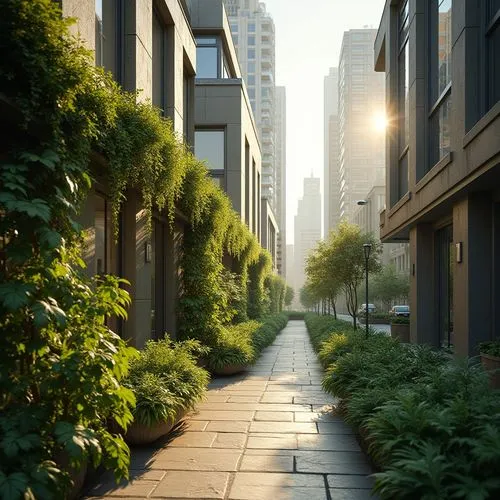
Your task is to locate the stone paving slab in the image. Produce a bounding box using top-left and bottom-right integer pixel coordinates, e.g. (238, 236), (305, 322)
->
(84, 321), (376, 499)
(152, 471), (230, 499)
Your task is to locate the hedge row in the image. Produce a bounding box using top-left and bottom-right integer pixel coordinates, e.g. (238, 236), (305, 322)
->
(304, 313), (500, 500)
(207, 313), (288, 371)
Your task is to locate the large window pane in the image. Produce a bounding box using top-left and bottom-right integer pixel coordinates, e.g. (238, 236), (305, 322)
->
(95, 0), (103, 66)
(437, 0), (452, 96)
(195, 130), (225, 170)
(152, 12), (165, 110)
(430, 96), (452, 165)
(398, 153), (409, 197)
(196, 47), (218, 78)
(487, 3), (500, 108)
(398, 41), (409, 151)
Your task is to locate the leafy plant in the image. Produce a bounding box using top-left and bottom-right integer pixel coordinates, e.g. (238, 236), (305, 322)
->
(391, 316), (410, 325)
(206, 314), (288, 371)
(126, 338), (210, 426)
(479, 339), (500, 357)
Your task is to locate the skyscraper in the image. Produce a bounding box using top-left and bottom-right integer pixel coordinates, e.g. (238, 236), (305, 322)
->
(324, 67), (340, 238)
(294, 176), (321, 296)
(224, 0), (277, 210)
(338, 29), (385, 221)
(275, 86), (286, 277)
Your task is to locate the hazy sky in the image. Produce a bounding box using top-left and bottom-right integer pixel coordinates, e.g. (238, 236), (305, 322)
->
(262, 0), (386, 243)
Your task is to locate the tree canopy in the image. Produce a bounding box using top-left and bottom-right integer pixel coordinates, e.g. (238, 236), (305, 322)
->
(305, 221), (381, 328)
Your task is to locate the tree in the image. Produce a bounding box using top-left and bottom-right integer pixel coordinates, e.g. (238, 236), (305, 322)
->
(306, 221), (381, 329)
(300, 284), (317, 311)
(284, 286), (294, 308)
(370, 264), (410, 311)
(305, 240), (342, 319)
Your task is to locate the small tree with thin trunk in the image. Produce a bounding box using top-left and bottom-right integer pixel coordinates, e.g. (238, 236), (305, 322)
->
(284, 285), (294, 308)
(322, 221), (381, 329)
(370, 264), (410, 311)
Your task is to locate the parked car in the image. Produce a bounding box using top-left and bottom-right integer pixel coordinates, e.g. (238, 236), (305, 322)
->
(358, 303), (376, 315)
(390, 305), (410, 317)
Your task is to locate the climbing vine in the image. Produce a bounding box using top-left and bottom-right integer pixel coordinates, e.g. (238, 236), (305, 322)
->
(0, 2), (282, 495)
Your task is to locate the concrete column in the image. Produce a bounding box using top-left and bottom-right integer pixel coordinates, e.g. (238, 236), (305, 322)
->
(165, 222), (184, 339)
(453, 193), (493, 355)
(123, 0), (152, 100)
(121, 191), (138, 346)
(62, 0), (96, 54)
(410, 224), (438, 345)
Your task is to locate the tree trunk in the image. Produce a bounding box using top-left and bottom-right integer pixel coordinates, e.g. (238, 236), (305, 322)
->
(332, 299), (337, 320)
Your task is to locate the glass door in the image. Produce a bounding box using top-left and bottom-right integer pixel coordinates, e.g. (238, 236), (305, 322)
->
(435, 225), (453, 347)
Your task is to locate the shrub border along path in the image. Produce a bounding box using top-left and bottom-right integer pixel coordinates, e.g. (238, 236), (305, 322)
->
(85, 320), (376, 500)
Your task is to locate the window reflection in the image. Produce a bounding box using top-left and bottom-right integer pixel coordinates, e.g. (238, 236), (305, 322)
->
(195, 130), (225, 170)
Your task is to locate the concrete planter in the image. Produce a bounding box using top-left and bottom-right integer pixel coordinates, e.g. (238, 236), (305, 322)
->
(125, 409), (186, 445)
(55, 452), (88, 500)
(480, 353), (500, 390)
(212, 363), (248, 376)
(391, 323), (410, 343)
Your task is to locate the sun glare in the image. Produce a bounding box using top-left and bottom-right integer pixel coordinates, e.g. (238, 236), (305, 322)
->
(373, 112), (388, 132)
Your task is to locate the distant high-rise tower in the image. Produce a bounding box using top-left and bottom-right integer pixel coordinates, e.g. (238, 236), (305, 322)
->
(324, 67), (340, 238)
(338, 29), (385, 221)
(294, 176), (321, 295)
(275, 86), (286, 277)
(224, 0), (277, 211)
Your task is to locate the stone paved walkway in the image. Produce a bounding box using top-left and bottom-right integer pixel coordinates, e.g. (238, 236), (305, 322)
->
(85, 320), (376, 499)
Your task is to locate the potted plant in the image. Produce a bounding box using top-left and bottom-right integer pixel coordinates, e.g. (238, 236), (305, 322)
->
(207, 325), (257, 376)
(390, 316), (410, 342)
(123, 338), (210, 444)
(479, 340), (500, 389)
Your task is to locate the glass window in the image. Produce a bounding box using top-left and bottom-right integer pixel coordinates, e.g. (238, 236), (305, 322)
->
(247, 74), (255, 85)
(152, 12), (166, 111)
(196, 46), (218, 78)
(487, 0), (500, 108)
(428, 0), (452, 169)
(195, 130), (225, 170)
(248, 61), (256, 73)
(248, 35), (255, 46)
(95, 0), (103, 66)
(230, 24), (238, 32)
(197, 37), (217, 45)
(397, 0), (410, 198)
(94, 194), (111, 275)
(248, 22), (256, 32)
(248, 48), (255, 59)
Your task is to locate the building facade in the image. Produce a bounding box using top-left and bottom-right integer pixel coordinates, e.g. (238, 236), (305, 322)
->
(338, 29), (386, 221)
(73, 0), (196, 348)
(66, 0), (267, 349)
(191, 0), (262, 239)
(351, 185), (410, 271)
(275, 86), (287, 276)
(293, 176), (322, 297)
(324, 67), (341, 238)
(376, 0), (500, 355)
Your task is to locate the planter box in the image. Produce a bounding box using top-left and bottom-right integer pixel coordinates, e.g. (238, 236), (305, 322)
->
(480, 352), (500, 390)
(391, 323), (410, 343)
(125, 409), (186, 445)
(55, 452), (88, 500)
(212, 363), (248, 376)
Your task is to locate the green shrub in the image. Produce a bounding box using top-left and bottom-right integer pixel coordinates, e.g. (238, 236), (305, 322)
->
(285, 311), (306, 320)
(371, 360), (500, 498)
(304, 313), (500, 499)
(207, 314), (288, 372)
(390, 316), (410, 325)
(479, 339), (500, 357)
(127, 339), (209, 426)
(207, 322), (258, 371)
(304, 313), (354, 352)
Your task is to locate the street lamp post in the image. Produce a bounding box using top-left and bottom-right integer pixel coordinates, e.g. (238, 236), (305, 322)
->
(363, 243), (372, 339)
